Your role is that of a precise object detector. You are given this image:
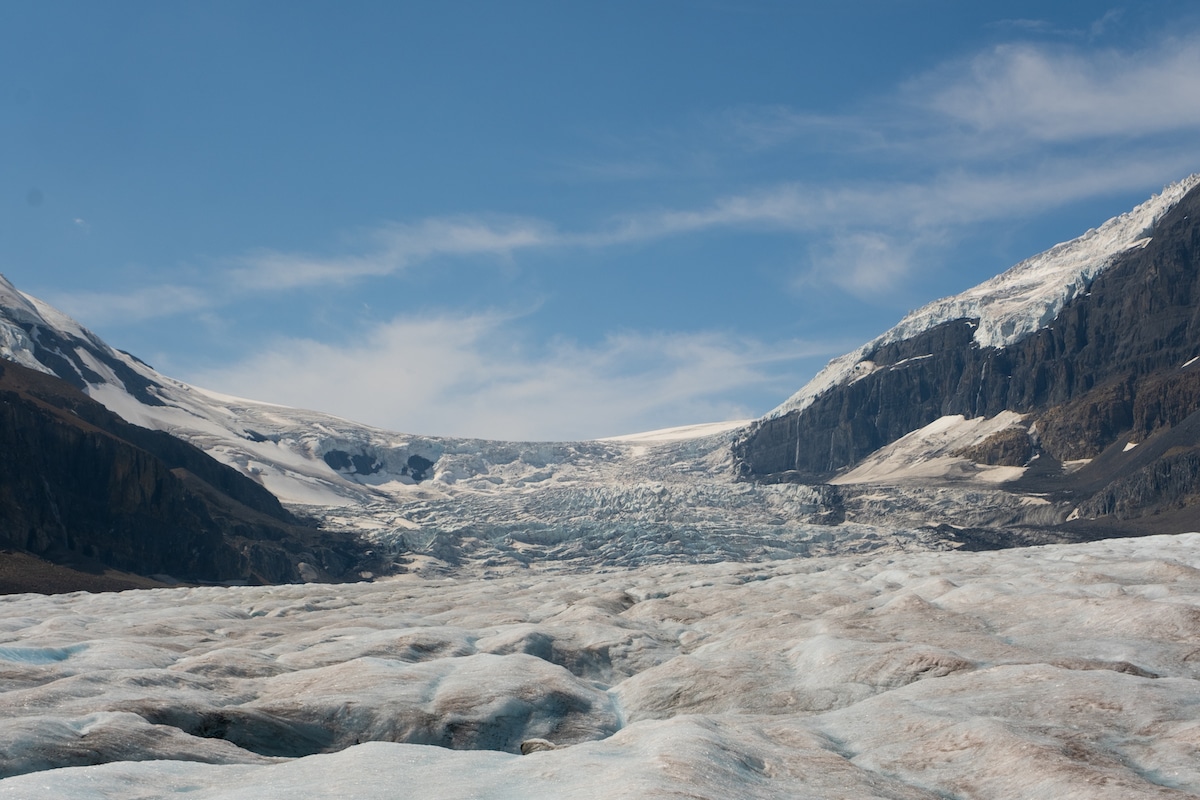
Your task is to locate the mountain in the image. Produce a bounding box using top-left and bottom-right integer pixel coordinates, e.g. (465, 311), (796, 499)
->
(0, 355), (383, 593)
(735, 174), (1200, 536)
(5, 175), (1200, 579)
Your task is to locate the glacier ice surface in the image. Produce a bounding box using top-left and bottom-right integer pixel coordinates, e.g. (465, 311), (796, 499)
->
(2, 535), (1200, 797)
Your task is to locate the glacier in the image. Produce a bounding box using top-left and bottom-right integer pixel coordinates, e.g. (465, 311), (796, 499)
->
(2, 535), (1200, 797)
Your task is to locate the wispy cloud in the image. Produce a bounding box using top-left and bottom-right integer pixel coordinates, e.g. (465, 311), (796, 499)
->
(912, 35), (1200, 144)
(799, 232), (925, 298)
(52, 284), (214, 326)
(187, 312), (837, 440)
(715, 105), (851, 151)
(585, 149), (1196, 260)
(79, 148), (1198, 322)
(989, 9), (1125, 40)
(77, 25), (1200, 317)
(231, 216), (555, 290)
(659, 27), (1200, 297)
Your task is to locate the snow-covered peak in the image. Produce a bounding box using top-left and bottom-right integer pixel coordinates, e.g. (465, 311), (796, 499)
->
(0, 274), (60, 375)
(0, 273), (42, 323)
(769, 174), (1200, 418)
(0, 272), (108, 375)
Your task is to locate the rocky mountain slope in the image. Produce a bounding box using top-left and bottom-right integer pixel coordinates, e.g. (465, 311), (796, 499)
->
(736, 175), (1200, 535)
(0, 359), (382, 592)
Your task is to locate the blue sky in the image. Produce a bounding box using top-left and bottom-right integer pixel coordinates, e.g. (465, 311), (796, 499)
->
(4, 1), (1200, 439)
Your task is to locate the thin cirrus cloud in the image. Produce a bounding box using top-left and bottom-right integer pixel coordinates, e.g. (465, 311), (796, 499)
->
(52, 284), (214, 327)
(718, 27), (1200, 299)
(790, 156), (1200, 298)
(231, 217), (555, 290)
(186, 312), (839, 440)
(234, 160), (1188, 298)
(707, 31), (1200, 169)
(771, 31), (1200, 155)
(222, 192), (825, 296)
(799, 232), (926, 297)
(988, 9), (1124, 40)
(792, 156), (1200, 298)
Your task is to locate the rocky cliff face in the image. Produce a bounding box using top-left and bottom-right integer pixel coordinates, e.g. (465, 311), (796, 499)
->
(734, 181), (1200, 531)
(0, 360), (383, 592)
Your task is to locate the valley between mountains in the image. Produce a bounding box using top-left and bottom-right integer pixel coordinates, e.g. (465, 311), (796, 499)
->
(6, 177), (1200, 584)
(4, 176), (1200, 797)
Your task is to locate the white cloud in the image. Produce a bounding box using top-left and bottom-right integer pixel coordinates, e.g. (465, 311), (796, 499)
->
(989, 10), (1124, 39)
(186, 312), (836, 441)
(594, 150), (1197, 266)
(80, 149), (1197, 323)
(231, 216), (555, 290)
(51, 285), (213, 326)
(801, 232), (921, 297)
(915, 36), (1200, 144)
(787, 155), (1200, 297)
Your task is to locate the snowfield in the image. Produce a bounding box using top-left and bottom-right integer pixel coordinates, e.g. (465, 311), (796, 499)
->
(3, 534), (1200, 798)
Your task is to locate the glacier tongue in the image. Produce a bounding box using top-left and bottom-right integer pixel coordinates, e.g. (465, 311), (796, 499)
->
(769, 173), (1200, 418)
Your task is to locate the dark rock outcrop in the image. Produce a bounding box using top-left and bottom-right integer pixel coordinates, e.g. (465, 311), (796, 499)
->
(952, 426), (1034, 467)
(0, 360), (383, 593)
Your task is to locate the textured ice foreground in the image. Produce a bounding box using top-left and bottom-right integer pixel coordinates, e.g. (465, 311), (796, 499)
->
(3, 535), (1200, 798)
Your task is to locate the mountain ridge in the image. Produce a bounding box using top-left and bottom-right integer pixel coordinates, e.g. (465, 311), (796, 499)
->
(735, 174), (1200, 534)
(768, 174), (1200, 419)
